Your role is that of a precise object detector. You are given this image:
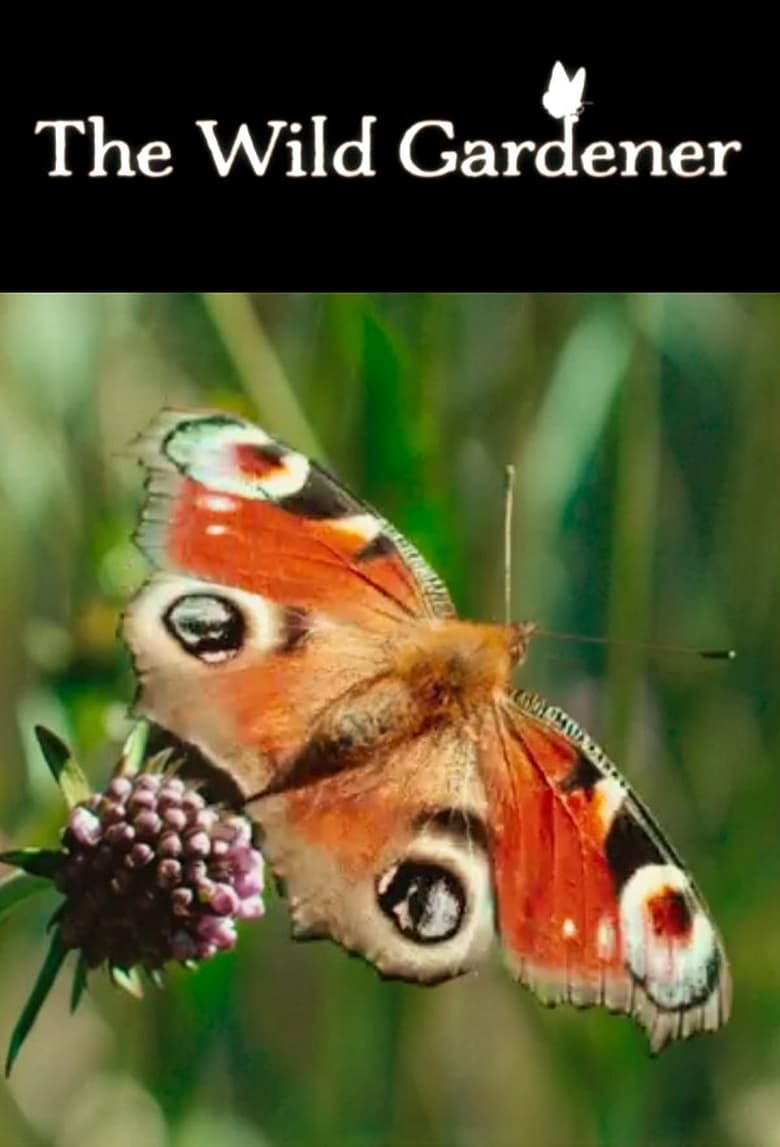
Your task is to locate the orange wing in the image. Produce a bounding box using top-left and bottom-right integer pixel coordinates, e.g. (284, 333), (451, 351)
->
(484, 690), (731, 1052)
(132, 409), (453, 629)
(123, 410), (454, 795)
(250, 720), (496, 985)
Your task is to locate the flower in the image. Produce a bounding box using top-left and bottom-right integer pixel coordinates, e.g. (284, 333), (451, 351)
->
(0, 722), (265, 1075)
(56, 770), (264, 968)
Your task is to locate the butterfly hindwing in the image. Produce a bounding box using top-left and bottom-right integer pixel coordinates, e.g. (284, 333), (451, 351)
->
(249, 721), (495, 984)
(486, 690), (731, 1051)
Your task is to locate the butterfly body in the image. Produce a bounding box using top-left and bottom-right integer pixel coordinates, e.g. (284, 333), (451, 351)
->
(123, 409), (731, 1051)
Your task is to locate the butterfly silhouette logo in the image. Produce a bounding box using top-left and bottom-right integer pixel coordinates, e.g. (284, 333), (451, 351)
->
(542, 61), (587, 121)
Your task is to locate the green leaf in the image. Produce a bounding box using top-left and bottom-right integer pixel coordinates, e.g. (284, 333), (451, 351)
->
(140, 748), (174, 776)
(0, 848), (62, 878)
(0, 871), (51, 921)
(33, 725), (70, 776)
(109, 965), (144, 999)
(34, 725), (91, 808)
(5, 930), (68, 1076)
(114, 721), (149, 777)
(147, 967), (165, 990)
(70, 955), (88, 1014)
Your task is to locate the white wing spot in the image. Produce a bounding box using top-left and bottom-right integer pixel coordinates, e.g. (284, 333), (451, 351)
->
(411, 879), (462, 941)
(619, 863), (718, 1010)
(392, 899), (414, 933)
(596, 916), (616, 960)
(164, 419), (310, 502)
(562, 917), (577, 939)
(200, 493), (239, 513)
(330, 513), (382, 544)
(594, 776), (626, 834)
(205, 523), (228, 536)
(376, 865), (397, 897)
(259, 451), (310, 499)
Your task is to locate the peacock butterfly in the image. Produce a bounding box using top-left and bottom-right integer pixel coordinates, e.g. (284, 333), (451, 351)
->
(122, 409), (731, 1051)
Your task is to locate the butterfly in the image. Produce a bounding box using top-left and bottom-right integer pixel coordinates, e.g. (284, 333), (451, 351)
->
(122, 409), (731, 1052)
(542, 61), (587, 121)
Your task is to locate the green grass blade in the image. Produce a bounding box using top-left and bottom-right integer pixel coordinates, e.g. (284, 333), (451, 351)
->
(0, 848), (62, 878)
(200, 292), (323, 457)
(34, 725), (91, 808)
(5, 930), (68, 1076)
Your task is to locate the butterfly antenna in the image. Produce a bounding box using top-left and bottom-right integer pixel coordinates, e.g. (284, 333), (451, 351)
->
(533, 629), (736, 662)
(504, 463), (515, 624)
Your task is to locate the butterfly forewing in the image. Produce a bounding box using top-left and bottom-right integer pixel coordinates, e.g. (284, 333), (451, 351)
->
(133, 409), (454, 627)
(485, 690), (731, 1051)
(124, 410), (452, 795)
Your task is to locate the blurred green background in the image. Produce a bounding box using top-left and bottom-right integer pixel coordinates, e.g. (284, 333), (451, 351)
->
(0, 292), (777, 1147)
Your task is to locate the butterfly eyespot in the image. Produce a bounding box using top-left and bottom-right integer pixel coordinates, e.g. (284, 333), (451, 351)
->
(376, 860), (465, 944)
(164, 594), (246, 663)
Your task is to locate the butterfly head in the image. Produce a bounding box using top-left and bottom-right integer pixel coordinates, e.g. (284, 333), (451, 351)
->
(508, 620), (536, 667)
